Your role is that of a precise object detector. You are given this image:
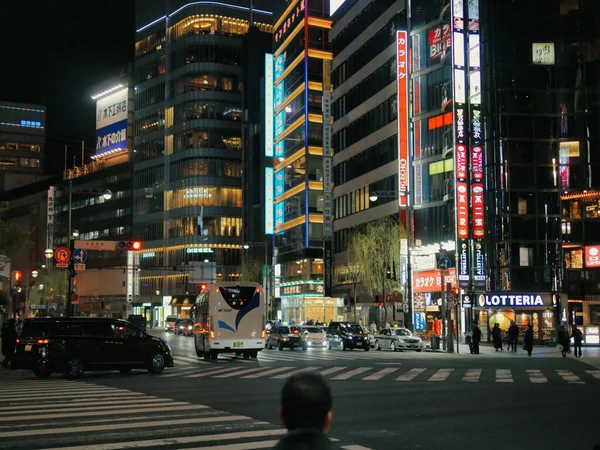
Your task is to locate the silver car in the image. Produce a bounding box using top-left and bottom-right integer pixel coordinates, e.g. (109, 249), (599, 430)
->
(374, 328), (424, 352)
(301, 326), (328, 348)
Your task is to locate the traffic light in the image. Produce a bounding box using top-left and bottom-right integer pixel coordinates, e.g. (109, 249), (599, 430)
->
(200, 283), (207, 291)
(11, 271), (22, 291)
(71, 277), (77, 293)
(453, 287), (460, 302)
(118, 241), (142, 250)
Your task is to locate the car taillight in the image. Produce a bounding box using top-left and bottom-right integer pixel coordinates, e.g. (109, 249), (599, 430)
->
(37, 339), (49, 345)
(210, 330), (215, 339)
(15, 339), (19, 344)
(261, 329), (266, 338)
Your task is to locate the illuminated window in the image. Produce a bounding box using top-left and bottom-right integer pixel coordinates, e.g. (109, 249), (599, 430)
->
(165, 134), (173, 155)
(222, 77), (233, 91)
(165, 107), (174, 128)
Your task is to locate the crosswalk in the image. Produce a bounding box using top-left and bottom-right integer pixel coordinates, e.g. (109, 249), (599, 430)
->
(0, 379), (372, 449)
(153, 357), (600, 385)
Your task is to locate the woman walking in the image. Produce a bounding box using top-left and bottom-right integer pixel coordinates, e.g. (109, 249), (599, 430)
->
(558, 326), (570, 357)
(492, 323), (503, 351)
(524, 324), (534, 357)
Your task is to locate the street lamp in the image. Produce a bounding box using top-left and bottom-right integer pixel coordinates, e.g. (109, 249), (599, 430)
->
(72, 229), (80, 238)
(103, 190), (112, 200)
(44, 248), (54, 259)
(31, 270), (39, 279)
(243, 244), (250, 250)
(369, 192), (379, 202)
(243, 242), (272, 319)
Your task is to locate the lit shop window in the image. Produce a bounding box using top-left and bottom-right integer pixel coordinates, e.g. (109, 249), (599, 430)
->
(165, 187), (242, 210)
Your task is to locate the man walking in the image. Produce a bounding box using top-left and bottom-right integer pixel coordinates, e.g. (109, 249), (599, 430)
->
(571, 326), (583, 358)
(472, 323), (481, 355)
(508, 321), (519, 352)
(273, 372), (337, 450)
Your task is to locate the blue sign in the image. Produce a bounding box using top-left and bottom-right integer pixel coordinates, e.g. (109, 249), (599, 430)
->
(95, 119), (127, 155)
(265, 167), (274, 234)
(414, 312), (426, 331)
(72, 248), (88, 263)
(438, 257), (452, 270)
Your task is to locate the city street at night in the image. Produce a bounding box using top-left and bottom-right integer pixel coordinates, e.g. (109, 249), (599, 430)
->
(1, 331), (599, 450)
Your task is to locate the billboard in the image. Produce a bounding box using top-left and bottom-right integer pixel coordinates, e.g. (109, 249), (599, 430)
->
(330, 0), (348, 15)
(397, 30), (409, 208)
(95, 87), (128, 156)
(265, 54), (274, 157)
(265, 167), (274, 234)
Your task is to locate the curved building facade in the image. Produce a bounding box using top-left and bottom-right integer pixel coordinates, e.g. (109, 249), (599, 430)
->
(133, 0), (272, 319)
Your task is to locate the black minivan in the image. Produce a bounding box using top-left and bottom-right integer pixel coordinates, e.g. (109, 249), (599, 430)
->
(14, 318), (174, 378)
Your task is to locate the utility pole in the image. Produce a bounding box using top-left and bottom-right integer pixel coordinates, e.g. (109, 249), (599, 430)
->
(446, 281), (454, 353)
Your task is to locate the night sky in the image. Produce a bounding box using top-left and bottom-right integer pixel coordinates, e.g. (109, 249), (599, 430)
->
(1, 0), (135, 174)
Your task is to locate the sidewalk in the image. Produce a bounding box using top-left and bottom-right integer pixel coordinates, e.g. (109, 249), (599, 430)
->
(426, 342), (600, 360)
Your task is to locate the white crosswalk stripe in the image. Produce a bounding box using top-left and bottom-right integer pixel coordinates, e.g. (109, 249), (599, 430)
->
(362, 368), (398, 381)
(241, 366), (296, 379)
(527, 369), (548, 383)
(428, 368), (454, 382)
(556, 369), (584, 384)
(397, 368), (426, 381)
(332, 367), (371, 380)
(585, 370), (600, 380)
(495, 369), (513, 383)
(0, 379), (372, 450)
(271, 366), (321, 379)
(319, 367), (347, 376)
(212, 367), (267, 378)
(462, 369), (482, 382)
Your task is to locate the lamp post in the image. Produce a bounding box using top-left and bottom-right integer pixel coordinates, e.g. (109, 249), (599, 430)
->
(66, 182), (112, 316)
(243, 242), (271, 319)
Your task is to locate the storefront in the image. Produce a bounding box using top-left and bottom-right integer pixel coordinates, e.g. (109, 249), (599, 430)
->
(476, 292), (558, 344)
(131, 301), (164, 328)
(568, 298), (600, 345)
(413, 268), (457, 340)
(281, 296), (345, 324)
(169, 296), (195, 320)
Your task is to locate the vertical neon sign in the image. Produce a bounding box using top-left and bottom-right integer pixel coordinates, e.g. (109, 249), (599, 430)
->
(397, 30), (409, 208)
(265, 167), (274, 234)
(265, 54), (274, 157)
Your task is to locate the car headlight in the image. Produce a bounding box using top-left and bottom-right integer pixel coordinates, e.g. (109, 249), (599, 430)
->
(398, 339), (405, 343)
(281, 338), (288, 341)
(188, 325), (192, 330)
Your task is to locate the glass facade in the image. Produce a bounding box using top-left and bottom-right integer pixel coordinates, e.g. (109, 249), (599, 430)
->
(133, 1), (273, 301)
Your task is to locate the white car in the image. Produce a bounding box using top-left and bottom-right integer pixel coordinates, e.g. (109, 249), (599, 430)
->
(374, 328), (424, 352)
(301, 326), (328, 348)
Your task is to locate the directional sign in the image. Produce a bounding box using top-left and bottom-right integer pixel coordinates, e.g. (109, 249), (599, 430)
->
(438, 257), (452, 271)
(72, 248), (88, 263)
(74, 240), (117, 251)
(55, 248), (70, 264)
(74, 263), (86, 271)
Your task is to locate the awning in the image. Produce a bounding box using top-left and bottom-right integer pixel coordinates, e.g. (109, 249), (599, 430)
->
(170, 297), (194, 306)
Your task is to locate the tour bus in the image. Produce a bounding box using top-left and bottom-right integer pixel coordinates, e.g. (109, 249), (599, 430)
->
(191, 282), (266, 360)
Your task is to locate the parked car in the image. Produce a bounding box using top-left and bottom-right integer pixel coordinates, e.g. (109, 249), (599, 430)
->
(266, 325), (307, 351)
(301, 326), (327, 348)
(373, 327), (424, 352)
(326, 322), (370, 351)
(14, 317), (174, 378)
(165, 315), (178, 332)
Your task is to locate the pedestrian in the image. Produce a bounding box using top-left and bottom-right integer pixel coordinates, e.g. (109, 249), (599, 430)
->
(273, 372), (337, 450)
(466, 328), (473, 354)
(492, 323), (503, 351)
(571, 326), (583, 358)
(558, 326), (570, 357)
(1, 319), (17, 368)
(508, 321), (519, 352)
(472, 323), (481, 355)
(369, 322), (377, 334)
(524, 324), (534, 356)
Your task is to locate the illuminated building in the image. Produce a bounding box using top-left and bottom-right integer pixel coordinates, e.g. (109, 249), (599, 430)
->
(267, 0), (335, 323)
(133, 0), (273, 321)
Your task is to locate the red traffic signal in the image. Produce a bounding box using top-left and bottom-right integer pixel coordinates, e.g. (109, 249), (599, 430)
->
(13, 271), (22, 282)
(132, 241), (142, 250)
(118, 241), (142, 250)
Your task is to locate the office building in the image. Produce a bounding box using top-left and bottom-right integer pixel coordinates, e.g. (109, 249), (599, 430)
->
(133, 0), (273, 320)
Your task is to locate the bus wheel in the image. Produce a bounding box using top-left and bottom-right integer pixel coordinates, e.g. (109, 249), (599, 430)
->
(251, 351), (258, 359)
(203, 351), (210, 360)
(210, 350), (218, 360)
(243, 352), (250, 360)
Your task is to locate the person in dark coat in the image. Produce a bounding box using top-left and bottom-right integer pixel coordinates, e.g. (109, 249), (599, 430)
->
(571, 326), (583, 358)
(524, 324), (534, 356)
(1, 319), (17, 368)
(507, 321), (519, 352)
(558, 326), (570, 357)
(472, 324), (481, 355)
(492, 323), (503, 351)
(273, 373), (337, 450)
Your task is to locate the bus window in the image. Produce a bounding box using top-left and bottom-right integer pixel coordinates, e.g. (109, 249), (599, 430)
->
(219, 286), (258, 310)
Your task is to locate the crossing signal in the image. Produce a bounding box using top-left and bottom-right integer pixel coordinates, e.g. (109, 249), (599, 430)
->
(11, 271), (22, 290)
(453, 287), (460, 302)
(118, 241), (142, 250)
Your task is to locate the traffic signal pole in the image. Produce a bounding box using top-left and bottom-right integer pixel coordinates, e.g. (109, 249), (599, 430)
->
(67, 180), (74, 317)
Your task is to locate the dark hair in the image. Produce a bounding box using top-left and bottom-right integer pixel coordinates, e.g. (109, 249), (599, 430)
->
(280, 372), (332, 430)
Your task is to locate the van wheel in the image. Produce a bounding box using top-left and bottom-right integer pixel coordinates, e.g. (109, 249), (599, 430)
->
(64, 357), (85, 379)
(148, 353), (165, 374)
(339, 340), (346, 351)
(390, 341), (397, 352)
(278, 341), (284, 351)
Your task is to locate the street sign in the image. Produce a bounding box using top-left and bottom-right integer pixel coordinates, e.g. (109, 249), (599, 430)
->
(56, 263), (69, 268)
(71, 293), (79, 302)
(74, 263), (86, 271)
(55, 247), (70, 264)
(438, 257), (452, 271)
(71, 301), (79, 305)
(72, 248), (88, 263)
(74, 240), (117, 251)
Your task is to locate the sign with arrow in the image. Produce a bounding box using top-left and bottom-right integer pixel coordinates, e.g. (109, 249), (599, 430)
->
(437, 257), (452, 271)
(72, 248), (88, 263)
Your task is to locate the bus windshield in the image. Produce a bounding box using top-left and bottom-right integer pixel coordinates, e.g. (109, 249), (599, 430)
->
(219, 286), (258, 310)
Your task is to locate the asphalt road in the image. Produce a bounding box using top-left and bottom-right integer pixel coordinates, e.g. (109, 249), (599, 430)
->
(1, 330), (599, 450)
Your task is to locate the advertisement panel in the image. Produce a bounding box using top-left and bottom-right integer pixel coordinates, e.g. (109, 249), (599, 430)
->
(473, 242), (486, 286)
(95, 88), (128, 156)
(47, 186), (55, 250)
(428, 24), (451, 60)
(458, 240), (470, 286)
(413, 268), (456, 293)
(265, 54), (274, 157)
(396, 30), (409, 207)
(585, 245), (600, 268)
(324, 240), (333, 297)
(471, 183), (484, 238)
(456, 182), (469, 239)
(477, 293), (552, 308)
(273, 0), (305, 45)
(265, 168), (274, 234)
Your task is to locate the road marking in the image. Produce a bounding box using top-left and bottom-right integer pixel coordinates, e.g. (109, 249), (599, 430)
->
(462, 369), (482, 382)
(342, 446), (374, 450)
(271, 367), (321, 379)
(495, 369), (513, 383)
(585, 370), (600, 380)
(159, 369), (209, 378)
(174, 355), (208, 364)
(0, 400), (189, 416)
(0, 391), (146, 402)
(185, 440), (279, 449)
(361, 368), (398, 381)
(396, 368), (426, 381)
(0, 415), (254, 439)
(556, 370), (585, 384)
(0, 397), (167, 413)
(527, 369), (548, 383)
(241, 366), (296, 379)
(319, 367), (346, 376)
(184, 367), (244, 378)
(331, 367), (371, 380)
(0, 386), (118, 395)
(375, 362), (403, 365)
(48, 429), (288, 450)
(428, 368), (454, 382)
(212, 367), (267, 378)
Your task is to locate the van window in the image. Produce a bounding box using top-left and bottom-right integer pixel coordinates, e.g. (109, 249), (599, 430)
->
(20, 322), (56, 337)
(56, 323), (83, 336)
(112, 323), (141, 339)
(83, 322), (114, 338)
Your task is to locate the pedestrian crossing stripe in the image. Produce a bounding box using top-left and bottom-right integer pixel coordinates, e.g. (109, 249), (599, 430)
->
(0, 380), (372, 450)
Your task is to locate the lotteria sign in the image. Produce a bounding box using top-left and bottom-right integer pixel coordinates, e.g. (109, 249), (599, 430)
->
(478, 293), (552, 308)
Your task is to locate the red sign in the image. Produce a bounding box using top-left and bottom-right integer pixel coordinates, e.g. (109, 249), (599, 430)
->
(471, 145), (483, 181)
(428, 24), (451, 59)
(397, 30), (409, 207)
(471, 183), (485, 239)
(456, 144), (468, 180)
(274, 0), (305, 44)
(55, 247), (71, 264)
(414, 268), (456, 293)
(457, 182), (469, 239)
(585, 246), (600, 268)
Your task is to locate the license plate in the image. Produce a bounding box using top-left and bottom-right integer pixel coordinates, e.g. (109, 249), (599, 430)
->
(232, 341), (244, 348)
(24, 345), (32, 352)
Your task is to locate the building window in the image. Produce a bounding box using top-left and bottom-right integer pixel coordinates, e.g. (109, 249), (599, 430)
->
(519, 247), (534, 266)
